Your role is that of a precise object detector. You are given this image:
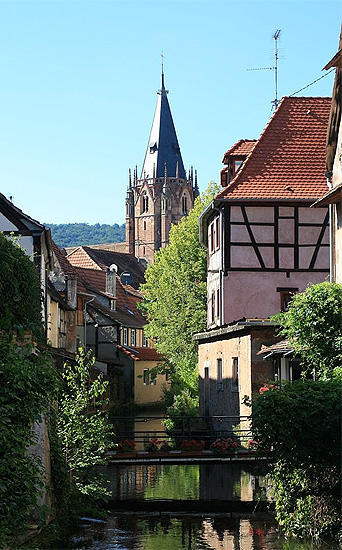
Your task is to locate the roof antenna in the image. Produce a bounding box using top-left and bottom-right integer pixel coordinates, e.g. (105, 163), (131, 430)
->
(247, 29), (282, 110)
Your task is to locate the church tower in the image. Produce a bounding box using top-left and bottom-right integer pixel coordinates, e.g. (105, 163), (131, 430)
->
(126, 70), (199, 263)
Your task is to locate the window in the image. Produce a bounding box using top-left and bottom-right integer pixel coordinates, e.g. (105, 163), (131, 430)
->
(216, 358), (223, 390)
(143, 369), (149, 385)
(211, 291), (215, 323)
(232, 357), (239, 392)
(143, 332), (148, 347)
(182, 194), (188, 214)
(216, 288), (220, 319)
(123, 327), (128, 346)
(143, 221), (147, 231)
(142, 192), (149, 213)
(277, 287), (298, 312)
(143, 369), (155, 385)
(234, 160), (243, 174)
(209, 223), (214, 253)
(131, 328), (136, 347)
(215, 217), (220, 249)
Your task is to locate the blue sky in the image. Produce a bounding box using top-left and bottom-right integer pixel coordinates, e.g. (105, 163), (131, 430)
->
(0, 0), (340, 225)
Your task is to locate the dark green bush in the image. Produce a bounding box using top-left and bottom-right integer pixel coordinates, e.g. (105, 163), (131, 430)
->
(252, 379), (341, 541)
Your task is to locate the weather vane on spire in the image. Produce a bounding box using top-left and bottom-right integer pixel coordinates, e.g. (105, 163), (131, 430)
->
(160, 50), (165, 74)
(159, 50), (168, 94)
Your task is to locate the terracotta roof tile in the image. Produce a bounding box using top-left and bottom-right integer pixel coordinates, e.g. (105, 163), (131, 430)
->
(73, 266), (146, 328)
(117, 345), (163, 362)
(258, 339), (292, 355)
(67, 247), (102, 270)
(217, 97), (331, 202)
(222, 139), (257, 162)
(66, 246), (146, 289)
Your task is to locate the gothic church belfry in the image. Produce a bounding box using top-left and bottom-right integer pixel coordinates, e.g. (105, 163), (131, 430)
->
(126, 71), (199, 263)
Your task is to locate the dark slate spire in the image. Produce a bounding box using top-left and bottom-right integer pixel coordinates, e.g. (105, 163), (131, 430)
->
(141, 70), (186, 180)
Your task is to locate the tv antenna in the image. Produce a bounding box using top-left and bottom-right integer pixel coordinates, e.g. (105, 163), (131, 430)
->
(247, 29), (282, 110)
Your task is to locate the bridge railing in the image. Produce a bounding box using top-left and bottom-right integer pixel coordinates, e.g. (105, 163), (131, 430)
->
(110, 415), (253, 449)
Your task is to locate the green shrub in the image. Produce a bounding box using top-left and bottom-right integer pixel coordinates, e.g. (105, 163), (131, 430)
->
(0, 233), (43, 337)
(252, 379), (341, 541)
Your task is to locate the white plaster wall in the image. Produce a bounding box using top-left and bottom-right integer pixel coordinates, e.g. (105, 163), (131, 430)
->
(0, 212), (18, 230)
(19, 235), (34, 257)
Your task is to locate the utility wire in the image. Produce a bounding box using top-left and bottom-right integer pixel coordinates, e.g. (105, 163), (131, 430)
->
(290, 69), (335, 96)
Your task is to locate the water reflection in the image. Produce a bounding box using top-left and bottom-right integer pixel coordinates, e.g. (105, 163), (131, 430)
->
(73, 515), (339, 550)
(104, 463), (271, 502)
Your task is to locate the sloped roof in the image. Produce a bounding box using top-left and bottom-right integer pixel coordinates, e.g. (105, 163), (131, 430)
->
(67, 246), (146, 289)
(67, 246), (102, 270)
(140, 72), (186, 180)
(52, 241), (78, 277)
(217, 97), (331, 202)
(89, 242), (127, 253)
(0, 191), (44, 232)
(222, 139), (257, 163)
(73, 266), (145, 328)
(117, 345), (162, 362)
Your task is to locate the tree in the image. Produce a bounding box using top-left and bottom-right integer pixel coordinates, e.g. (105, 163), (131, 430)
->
(0, 233), (58, 545)
(0, 232), (42, 336)
(272, 281), (342, 379)
(251, 380), (341, 541)
(55, 349), (114, 501)
(139, 182), (220, 416)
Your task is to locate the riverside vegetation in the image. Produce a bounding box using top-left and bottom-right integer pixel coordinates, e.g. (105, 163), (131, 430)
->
(250, 282), (342, 542)
(0, 233), (113, 547)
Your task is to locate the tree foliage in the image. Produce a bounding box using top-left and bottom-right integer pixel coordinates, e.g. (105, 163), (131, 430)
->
(252, 380), (341, 541)
(0, 232), (42, 336)
(272, 282), (342, 379)
(46, 222), (125, 248)
(0, 234), (58, 545)
(139, 183), (219, 410)
(55, 349), (114, 500)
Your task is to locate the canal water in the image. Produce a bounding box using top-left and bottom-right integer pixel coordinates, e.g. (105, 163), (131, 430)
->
(43, 416), (338, 549)
(67, 463), (339, 550)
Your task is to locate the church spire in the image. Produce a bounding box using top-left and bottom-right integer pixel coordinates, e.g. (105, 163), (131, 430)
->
(140, 69), (186, 181)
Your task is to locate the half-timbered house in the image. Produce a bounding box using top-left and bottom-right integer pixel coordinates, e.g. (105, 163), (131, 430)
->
(194, 96), (331, 426)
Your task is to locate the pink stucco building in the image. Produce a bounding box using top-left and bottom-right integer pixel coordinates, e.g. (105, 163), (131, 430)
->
(195, 96), (331, 426)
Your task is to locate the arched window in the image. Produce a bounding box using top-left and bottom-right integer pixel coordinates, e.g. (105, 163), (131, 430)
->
(142, 192), (149, 213)
(182, 193), (188, 214)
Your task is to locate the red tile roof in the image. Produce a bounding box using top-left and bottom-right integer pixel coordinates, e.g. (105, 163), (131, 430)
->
(217, 97), (331, 202)
(222, 139), (256, 163)
(73, 266), (146, 328)
(67, 247), (102, 270)
(66, 246), (146, 289)
(117, 345), (163, 362)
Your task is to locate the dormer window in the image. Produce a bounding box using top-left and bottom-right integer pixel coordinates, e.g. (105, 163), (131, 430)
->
(172, 143), (180, 156)
(234, 160), (243, 173)
(149, 142), (158, 154)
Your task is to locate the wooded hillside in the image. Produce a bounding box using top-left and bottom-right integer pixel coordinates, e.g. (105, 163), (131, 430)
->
(45, 223), (125, 248)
